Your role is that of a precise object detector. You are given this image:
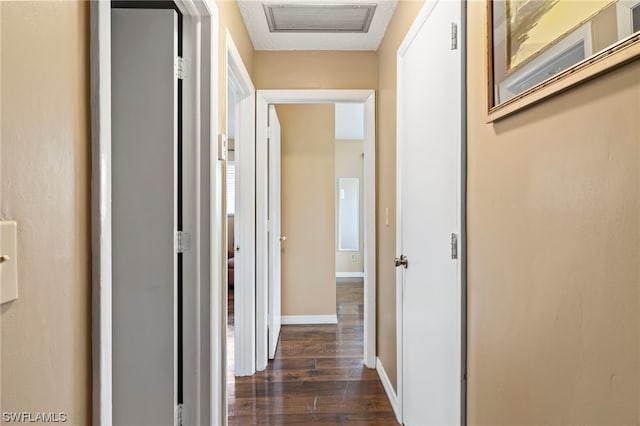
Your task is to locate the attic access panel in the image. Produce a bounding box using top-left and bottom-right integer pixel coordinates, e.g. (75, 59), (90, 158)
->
(264, 3), (377, 33)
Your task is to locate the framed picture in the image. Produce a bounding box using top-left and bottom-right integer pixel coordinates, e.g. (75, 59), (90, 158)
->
(487, 0), (640, 121)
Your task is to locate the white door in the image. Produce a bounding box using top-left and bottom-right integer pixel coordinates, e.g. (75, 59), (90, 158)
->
(268, 105), (282, 359)
(397, 1), (463, 425)
(112, 9), (179, 425)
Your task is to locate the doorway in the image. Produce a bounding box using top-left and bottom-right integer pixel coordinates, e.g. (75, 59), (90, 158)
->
(255, 90), (377, 371)
(91, 1), (220, 423)
(335, 102), (366, 282)
(111, 5), (186, 424)
(224, 31), (256, 380)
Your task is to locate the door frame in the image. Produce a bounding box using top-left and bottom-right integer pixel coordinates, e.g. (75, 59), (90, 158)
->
(395, 1), (467, 424)
(255, 90), (377, 371)
(225, 31), (256, 377)
(90, 0), (223, 424)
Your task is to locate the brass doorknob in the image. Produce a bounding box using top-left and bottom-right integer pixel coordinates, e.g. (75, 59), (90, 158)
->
(279, 236), (287, 242)
(394, 255), (408, 269)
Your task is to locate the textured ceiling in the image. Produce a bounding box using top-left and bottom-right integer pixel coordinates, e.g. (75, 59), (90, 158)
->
(238, 0), (398, 51)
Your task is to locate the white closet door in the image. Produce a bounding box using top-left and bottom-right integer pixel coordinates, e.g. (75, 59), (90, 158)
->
(112, 8), (178, 425)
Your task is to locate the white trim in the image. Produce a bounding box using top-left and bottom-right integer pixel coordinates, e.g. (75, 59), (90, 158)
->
(281, 315), (338, 325)
(395, 52), (405, 423)
(225, 30), (256, 378)
(91, 1), (220, 424)
(255, 97), (269, 371)
(362, 91), (376, 370)
(199, 6), (222, 426)
(256, 89), (377, 372)
(181, 14), (201, 426)
(336, 272), (365, 278)
(90, 2), (112, 424)
(376, 357), (400, 424)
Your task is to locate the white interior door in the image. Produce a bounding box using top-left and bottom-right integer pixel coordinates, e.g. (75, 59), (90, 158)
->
(397, 1), (462, 425)
(112, 9), (178, 425)
(268, 105), (282, 359)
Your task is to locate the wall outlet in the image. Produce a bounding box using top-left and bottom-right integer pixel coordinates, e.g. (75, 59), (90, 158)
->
(351, 254), (357, 262)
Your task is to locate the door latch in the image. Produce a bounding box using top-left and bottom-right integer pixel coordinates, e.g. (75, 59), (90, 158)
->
(394, 255), (408, 269)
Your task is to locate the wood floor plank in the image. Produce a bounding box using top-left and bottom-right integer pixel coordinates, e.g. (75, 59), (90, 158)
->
(227, 279), (399, 425)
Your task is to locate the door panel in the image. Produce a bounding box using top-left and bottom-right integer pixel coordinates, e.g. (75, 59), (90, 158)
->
(268, 105), (282, 359)
(398, 1), (462, 424)
(112, 9), (178, 425)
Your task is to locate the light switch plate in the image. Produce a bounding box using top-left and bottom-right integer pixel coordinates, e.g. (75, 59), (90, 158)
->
(1, 221), (18, 304)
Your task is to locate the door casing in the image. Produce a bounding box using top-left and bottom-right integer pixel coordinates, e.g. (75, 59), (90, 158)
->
(267, 105), (282, 360)
(90, 0), (223, 424)
(225, 30), (256, 378)
(255, 90), (377, 371)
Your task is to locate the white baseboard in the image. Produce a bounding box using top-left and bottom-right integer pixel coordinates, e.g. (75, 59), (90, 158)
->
(281, 315), (338, 325)
(376, 357), (401, 424)
(336, 272), (364, 278)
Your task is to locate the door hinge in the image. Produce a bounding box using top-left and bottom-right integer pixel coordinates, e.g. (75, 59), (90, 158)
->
(451, 22), (458, 50)
(176, 56), (185, 80)
(451, 233), (458, 259)
(176, 231), (191, 253)
(176, 403), (183, 426)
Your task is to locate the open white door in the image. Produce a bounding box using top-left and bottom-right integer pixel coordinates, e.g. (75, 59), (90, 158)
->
(267, 105), (282, 359)
(112, 9), (179, 425)
(397, 1), (463, 425)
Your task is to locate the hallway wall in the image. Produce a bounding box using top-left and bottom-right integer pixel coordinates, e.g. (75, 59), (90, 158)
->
(375, 0), (424, 392)
(253, 51), (377, 90)
(277, 104), (337, 317)
(0, 1), (91, 424)
(467, 2), (640, 424)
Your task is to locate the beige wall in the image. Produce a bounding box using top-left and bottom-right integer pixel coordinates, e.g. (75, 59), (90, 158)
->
(277, 104), (336, 317)
(253, 51), (377, 89)
(335, 139), (364, 273)
(1, 2), (91, 424)
(375, 0), (424, 391)
(467, 2), (640, 425)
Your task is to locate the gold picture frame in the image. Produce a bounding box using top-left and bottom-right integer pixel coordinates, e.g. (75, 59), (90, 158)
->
(487, 0), (640, 122)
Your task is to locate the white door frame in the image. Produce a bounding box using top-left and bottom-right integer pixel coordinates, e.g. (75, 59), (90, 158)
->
(255, 90), (377, 371)
(395, 1), (467, 424)
(225, 31), (256, 377)
(90, 0), (223, 424)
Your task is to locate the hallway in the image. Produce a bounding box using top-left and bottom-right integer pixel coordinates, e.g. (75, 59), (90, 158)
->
(227, 278), (398, 425)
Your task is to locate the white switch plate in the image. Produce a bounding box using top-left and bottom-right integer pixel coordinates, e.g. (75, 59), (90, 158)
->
(1, 221), (18, 304)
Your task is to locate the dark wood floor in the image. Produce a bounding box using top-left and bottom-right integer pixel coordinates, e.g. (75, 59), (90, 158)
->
(227, 278), (399, 425)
